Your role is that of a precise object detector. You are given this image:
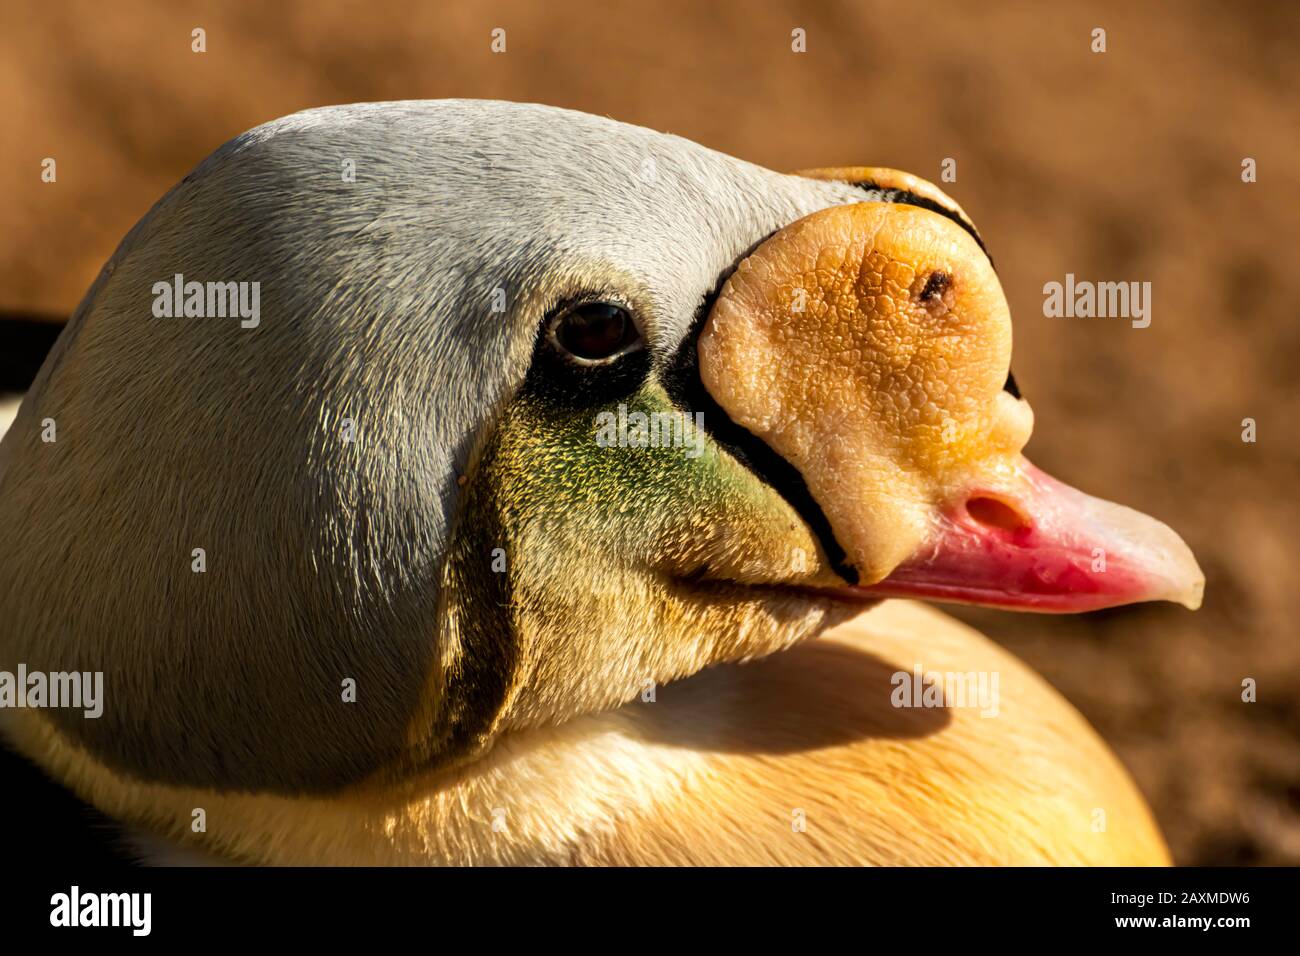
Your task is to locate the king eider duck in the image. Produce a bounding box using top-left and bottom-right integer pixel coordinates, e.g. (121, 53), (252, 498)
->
(0, 101), (1203, 866)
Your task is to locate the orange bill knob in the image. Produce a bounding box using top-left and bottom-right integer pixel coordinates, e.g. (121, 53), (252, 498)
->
(699, 201), (1203, 611)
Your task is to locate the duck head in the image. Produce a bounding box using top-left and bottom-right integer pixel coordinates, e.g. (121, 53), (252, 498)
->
(0, 102), (1202, 799)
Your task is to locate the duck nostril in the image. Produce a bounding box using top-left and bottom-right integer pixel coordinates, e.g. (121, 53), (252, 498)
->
(965, 496), (1031, 533)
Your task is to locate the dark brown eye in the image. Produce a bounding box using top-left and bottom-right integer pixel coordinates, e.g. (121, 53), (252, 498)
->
(549, 302), (641, 364)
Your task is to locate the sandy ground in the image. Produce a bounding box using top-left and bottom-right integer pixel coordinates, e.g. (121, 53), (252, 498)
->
(0, 0), (1296, 864)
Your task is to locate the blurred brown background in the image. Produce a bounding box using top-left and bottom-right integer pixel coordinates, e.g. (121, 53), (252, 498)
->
(1, 0), (1296, 864)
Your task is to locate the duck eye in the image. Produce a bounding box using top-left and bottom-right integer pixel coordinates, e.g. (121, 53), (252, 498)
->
(549, 302), (641, 363)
